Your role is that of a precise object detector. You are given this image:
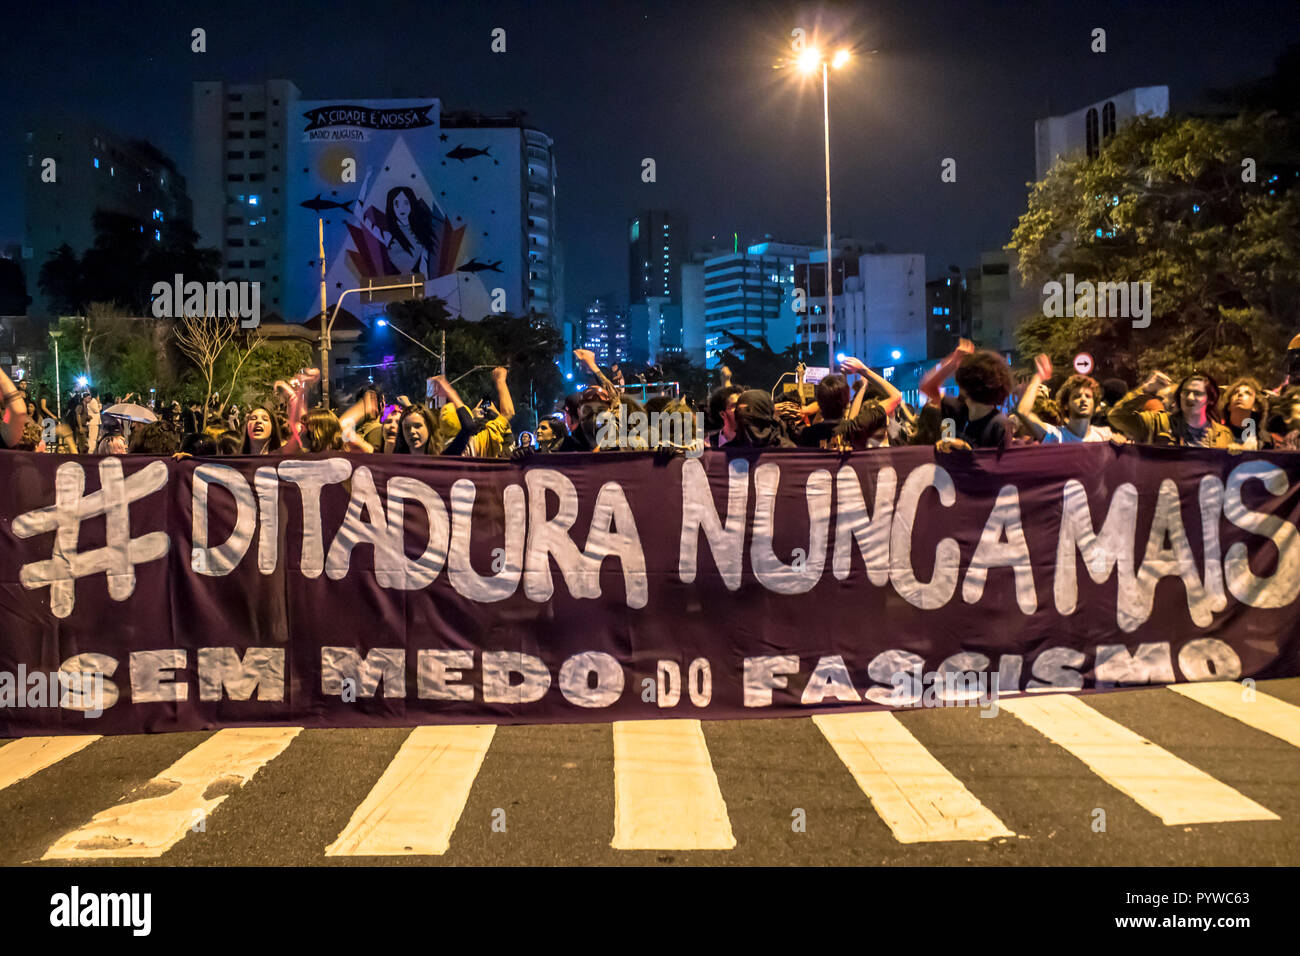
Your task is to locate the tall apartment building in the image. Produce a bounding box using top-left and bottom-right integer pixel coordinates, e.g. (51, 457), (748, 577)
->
(191, 81), (559, 326)
(192, 80), (299, 318)
(22, 119), (191, 316)
(1035, 86), (1170, 180)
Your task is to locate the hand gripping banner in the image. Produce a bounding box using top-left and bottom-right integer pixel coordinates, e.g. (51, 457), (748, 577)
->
(1, 445), (1298, 736)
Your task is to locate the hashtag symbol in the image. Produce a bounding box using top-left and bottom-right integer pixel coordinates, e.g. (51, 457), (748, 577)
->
(13, 459), (170, 619)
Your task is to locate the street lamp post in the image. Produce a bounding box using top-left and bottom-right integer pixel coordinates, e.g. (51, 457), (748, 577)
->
(48, 329), (62, 419)
(786, 44), (851, 368)
(321, 276), (424, 409)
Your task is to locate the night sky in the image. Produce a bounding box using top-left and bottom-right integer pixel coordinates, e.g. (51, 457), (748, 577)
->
(4, 0), (1297, 312)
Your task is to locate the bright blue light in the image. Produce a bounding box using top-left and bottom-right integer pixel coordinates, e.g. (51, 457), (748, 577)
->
(891, 349), (902, 361)
(835, 352), (846, 363)
(1095, 228), (1104, 237)
(1192, 204), (1201, 213)
(248, 195), (260, 206)
(76, 376), (88, 388)
(376, 319), (387, 327)
(565, 372), (573, 381)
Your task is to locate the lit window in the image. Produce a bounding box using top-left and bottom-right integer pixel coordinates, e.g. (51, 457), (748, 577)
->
(93, 158), (100, 168)
(248, 195), (260, 205)
(154, 229), (161, 241)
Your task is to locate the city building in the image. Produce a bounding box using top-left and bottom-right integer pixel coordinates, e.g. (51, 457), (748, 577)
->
(801, 252), (926, 369)
(967, 250), (1038, 355)
(191, 81), (560, 332)
(926, 268), (969, 357)
(191, 80), (299, 317)
(22, 118), (192, 316)
(680, 260), (706, 366)
(582, 296), (627, 367)
(1034, 86), (1170, 180)
(628, 210), (685, 305)
(703, 240), (816, 367)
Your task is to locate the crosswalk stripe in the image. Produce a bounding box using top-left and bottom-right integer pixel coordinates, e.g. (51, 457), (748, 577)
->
(611, 719), (736, 850)
(42, 727), (301, 859)
(0, 736), (101, 793)
(325, 725), (496, 857)
(813, 712), (1016, 843)
(1001, 694), (1278, 825)
(1167, 682), (1300, 748)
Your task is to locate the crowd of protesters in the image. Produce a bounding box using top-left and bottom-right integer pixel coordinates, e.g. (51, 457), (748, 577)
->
(3, 334), (1300, 462)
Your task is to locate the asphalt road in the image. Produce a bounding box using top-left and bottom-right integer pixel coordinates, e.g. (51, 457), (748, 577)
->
(1, 678), (1297, 866)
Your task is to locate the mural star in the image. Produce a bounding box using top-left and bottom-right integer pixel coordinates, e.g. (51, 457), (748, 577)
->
(439, 133), (448, 142)
(456, 215), (462, 221)
(493, 160), (499, 166)
(336, 282), (343, 289)
(384, 166), (390, 171)
(472, 176), (478, 182)
(441, 161), (446, 166)
(302, 167), (308, 173)
(490, 209), (495, 214)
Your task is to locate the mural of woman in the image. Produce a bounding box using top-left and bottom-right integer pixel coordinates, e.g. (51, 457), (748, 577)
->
(384, 185), (439, 276)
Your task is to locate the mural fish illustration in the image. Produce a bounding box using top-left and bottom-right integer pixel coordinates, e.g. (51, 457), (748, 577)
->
(300, 194), (356, 213)
(456, 258), (503, 273)
(446, 144), (491, 162)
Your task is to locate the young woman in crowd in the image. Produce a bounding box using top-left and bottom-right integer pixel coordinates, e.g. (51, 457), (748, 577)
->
(394, 404), (442, 455)
(241, 406), (288, 455)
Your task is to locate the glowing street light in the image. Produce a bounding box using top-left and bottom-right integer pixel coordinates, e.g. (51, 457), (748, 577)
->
(779, 42), (853, 369)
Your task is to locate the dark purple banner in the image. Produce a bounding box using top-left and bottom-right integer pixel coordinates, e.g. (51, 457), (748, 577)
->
(2, 445), (1299, 736)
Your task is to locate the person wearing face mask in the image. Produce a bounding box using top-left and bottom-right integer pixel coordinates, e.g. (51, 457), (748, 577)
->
(1017, 354), (1116, 443)
(729, 389), (794, 448)
(1109, 370), (1233, 447)
(240, 406), (287, 454)
(1218, 376), (1274, 449)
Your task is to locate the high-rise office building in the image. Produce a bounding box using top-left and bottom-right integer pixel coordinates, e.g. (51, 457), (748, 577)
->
(629, 211), (685, 304)
(582, 296), (627, 366)
(703, 240), (814, 367)
(22, 118), (191, 316)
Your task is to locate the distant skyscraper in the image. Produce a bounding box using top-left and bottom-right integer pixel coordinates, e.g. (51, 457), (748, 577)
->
(1035, 86), (1169, 180)
(926, 269), (968, 358)
(22, 118), (191, 316)
(582, 296), (627, 366)
(629, 211), (685, 305)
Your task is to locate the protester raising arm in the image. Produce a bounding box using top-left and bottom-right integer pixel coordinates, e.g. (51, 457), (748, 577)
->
(573, 348), (620, 399)
(1108, 371), (1172, 444)
(839, 356), (903, 417)
(1016, 353), (1054, 441)
(276, 367), (320, 454)
(0, 367), (32, 448)
(919, 338), (974, 404)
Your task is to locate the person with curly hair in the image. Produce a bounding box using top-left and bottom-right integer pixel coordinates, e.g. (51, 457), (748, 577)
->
(1017, 354), (1116, 443)
(916, 340), (1012, 450)
(1219, 376), (1273, 449)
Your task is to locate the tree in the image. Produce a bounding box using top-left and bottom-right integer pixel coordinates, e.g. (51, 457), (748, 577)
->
(175, 313), (244, 429)
(716, 332), (802, 394)
(1010, 112), (1300, 383)
(36, 212), (220, 316)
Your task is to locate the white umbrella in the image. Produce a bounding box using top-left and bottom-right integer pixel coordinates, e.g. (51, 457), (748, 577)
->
(102, 403), (157, 423)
